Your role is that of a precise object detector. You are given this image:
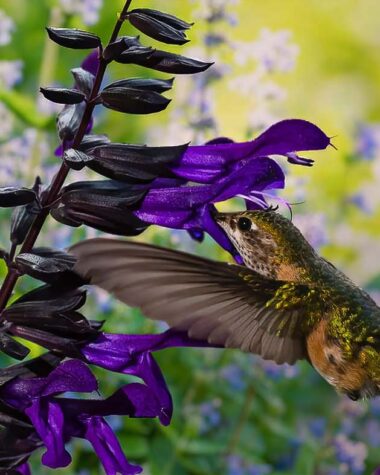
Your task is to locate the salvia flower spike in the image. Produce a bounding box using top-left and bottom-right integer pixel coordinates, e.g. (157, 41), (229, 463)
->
(0, 1), (333, 474)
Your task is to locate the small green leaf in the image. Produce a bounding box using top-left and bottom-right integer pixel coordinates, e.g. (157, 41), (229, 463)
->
(149, 435), (174, 475)
(123, 435), (149, 458)
(293, 444), (317, 475)
(0, 89), (52, 128)
(179, 439), (225, 455)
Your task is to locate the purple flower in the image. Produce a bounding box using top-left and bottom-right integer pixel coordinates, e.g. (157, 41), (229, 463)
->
(135, 157), (284, 257)
(1, 330), (210, 474)
(54, 119), (332, 261)
(17, 464), (31, 475)
(134, 119), (331, 255)
(80, 49), (100, 76)
(82, 329), (212, 425)
(1, 360), (149, 474)
(169, 119), (332, 183)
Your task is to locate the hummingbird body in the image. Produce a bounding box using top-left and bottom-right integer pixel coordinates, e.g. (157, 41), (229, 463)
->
(71, 210), (380, 400)
(217, 210), (380, 399)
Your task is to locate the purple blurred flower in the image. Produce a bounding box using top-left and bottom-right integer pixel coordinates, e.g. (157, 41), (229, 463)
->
(0, 9), (15, 45)
(334, 435), (367, 475)
(220, 364), (247, 391)
(226, 455), (271, 475)
(273, 438), (300, 470)
(349, 193), (374, 215)
(199, 399), (222, 433)
(364, 420), (380, 447)
(259, 359), (298, 380)
(247, 464), (271, 475)
(292, 213), (328, 249)
(59, 0), (103, 26)
(355, 124), (380, 161)
(369, 398), (380, 417)
(226, 455), (245, 475)
(308, 417), (327, 439)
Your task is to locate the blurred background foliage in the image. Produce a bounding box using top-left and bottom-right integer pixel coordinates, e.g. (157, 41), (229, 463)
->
(0, 0), (380, 474)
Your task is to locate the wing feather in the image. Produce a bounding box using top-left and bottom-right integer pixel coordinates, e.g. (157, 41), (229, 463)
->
(70, 238), (320, 364)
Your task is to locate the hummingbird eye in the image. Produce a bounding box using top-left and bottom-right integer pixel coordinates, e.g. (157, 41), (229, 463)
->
(347, 390), (360, 401)
(237, 217), (252, 232)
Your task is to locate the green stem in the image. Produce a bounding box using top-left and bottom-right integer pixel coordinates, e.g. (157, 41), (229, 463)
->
(225, 383), (255, 456)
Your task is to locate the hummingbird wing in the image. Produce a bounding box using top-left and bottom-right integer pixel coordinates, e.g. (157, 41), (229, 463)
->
(71, 238), (321, 364)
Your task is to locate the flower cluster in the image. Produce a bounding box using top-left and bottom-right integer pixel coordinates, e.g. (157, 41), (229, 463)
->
(0, 2), (332, 474)
(0, 9), (14, 45)
(59, 0), (104, 26)
(231, 27), (299, 132)
(53, 118), (332, 260)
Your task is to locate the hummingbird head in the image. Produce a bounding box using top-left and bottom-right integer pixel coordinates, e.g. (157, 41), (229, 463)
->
(215, 209), (317, 279)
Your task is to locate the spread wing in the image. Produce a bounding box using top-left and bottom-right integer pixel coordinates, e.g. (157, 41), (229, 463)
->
(70, 238), (322, 364)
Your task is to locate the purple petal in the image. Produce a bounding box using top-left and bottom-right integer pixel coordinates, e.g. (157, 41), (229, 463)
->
(146, 159), (283, 255)
(212, 158), (284, 203)
(56, 381), (168, 422)
(200, 204), (236, 255)
(55, 139), (73, 157)
(138, 353), (172, 424)
(83, 329), (212, 358)
(25, 399), (71, 468)
(188, 228), (204, 241)
(2, 360), (97, 410)
(102, 383), (162, 419)
(84, 416), (142, 475)
(82, 335), (172, 423)
(81, 49), (100, 76)
(170, 119), (330, 183)
(16, 463), (31, 475)
(245, 194), (268, 210)
(82, 330), (213, 425)
(136, 158), (283, 229)
(38, 360), (97, 397)
(247, 119), (331, 156)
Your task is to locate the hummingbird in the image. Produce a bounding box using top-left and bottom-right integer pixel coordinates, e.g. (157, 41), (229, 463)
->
(70, 210), (380, 400)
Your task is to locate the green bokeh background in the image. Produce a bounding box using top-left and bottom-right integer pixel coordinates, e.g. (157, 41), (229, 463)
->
(1, 1), (380, 474)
